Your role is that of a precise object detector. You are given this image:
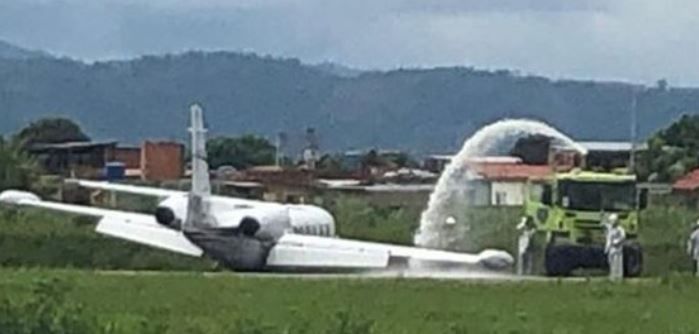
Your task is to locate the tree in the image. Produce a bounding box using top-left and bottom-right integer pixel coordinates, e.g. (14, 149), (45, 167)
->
(638, 114), (699, 181)
(358, 150), (416, 170)
(317, 154), (347, 175)
(0, 135), (39, 191)
(206, 135), (275, 169)
(381, 151), (418, 168)
(14, 117), (90, 149)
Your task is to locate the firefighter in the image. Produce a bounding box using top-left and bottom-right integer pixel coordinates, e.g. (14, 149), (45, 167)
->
(686, 221), (699, 277)
(516, 216), (536, 276)
(604, 214), (625, 280)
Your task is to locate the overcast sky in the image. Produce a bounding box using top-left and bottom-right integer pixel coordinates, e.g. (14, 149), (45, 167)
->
(2, 0), (699, 85)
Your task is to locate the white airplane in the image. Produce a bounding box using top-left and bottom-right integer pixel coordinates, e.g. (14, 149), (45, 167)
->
(0, 105), (513, 272)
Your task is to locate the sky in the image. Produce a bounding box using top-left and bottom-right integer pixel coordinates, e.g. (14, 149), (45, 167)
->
(2, 0), (699, 85)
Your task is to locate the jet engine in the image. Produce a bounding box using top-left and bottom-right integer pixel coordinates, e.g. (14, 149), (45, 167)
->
(154, 206), (182, 230)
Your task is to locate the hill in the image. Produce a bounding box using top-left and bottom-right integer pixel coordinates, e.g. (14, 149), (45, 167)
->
(0, 40), (698, 152)
(0, 40), (49, 60)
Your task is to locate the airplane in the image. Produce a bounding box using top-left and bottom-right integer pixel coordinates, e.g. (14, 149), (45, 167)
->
(0, 104), (513, 273)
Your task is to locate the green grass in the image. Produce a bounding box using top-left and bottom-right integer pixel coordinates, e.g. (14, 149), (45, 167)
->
(0, 208), (212, 270)
(1, 269), (699, 334)
(2, 196), (699, 333)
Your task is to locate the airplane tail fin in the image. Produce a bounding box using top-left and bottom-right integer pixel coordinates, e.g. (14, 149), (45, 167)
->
(185, 104), (215, 229)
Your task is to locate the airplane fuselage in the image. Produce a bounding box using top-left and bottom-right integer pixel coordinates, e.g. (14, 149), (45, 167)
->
(153, 194), (337, 270)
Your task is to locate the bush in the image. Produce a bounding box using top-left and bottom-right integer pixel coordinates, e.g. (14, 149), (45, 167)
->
(331, 196), (419, 245)
(0, 277), (105, 334)
(0, 208), (212, 271)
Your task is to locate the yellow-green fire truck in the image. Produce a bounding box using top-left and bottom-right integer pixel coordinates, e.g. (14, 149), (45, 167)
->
(524, 170), (647, 276)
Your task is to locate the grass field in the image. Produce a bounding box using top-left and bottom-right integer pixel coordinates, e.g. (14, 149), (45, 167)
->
(1, 269), (699, 334)
(2, 196), (699, 333)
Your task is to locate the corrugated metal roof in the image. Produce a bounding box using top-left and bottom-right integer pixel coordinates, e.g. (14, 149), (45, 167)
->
(579, 141), (648, 152)
(556, 171), (636, 182)
(321, 182), (434, 192)
(362, 184), (435, 192)
(30, 140), (117, 150)
(426, 154), (453, 160)
(427, 156), (523, 163)
(466, 157), (522, 164)
(317, 179), (362, 187)
(469, 163), (552, 181)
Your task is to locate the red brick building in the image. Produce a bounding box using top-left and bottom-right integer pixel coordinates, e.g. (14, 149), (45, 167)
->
(113, 146), (141, 169)
(141, 141), (184, 182)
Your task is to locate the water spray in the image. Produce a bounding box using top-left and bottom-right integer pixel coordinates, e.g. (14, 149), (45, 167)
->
(414, 119), (586, 250)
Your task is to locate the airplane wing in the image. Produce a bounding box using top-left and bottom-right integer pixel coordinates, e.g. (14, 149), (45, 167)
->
(0, 190), (203, 257)
(68, 179), (183, 198)
(266, 234), (513, 270)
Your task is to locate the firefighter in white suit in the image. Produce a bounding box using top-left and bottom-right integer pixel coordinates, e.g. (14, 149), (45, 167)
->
(604, 214), (625, 280)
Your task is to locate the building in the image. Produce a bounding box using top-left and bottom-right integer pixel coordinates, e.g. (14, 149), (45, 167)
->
(339, 150), (365, 171)
(234, 166), (318, 203)
(113, 146), (141, 169)
(381, 168), (437, 184)
(668, 169), (699, 207)
(28, 141), (118, 178)
(319, 157), (554, 208)
(423, 155), (452, 173)
(317, 180), (434, 208)
(29, 140), (184, 181)
(672, 169), (699, 194)
(140, 141), (184, 181)
(579, 141), (648, 170)
(464, 158), (553, 206)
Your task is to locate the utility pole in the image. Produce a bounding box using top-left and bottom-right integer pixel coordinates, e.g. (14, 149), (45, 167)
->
(275, 131), (287, 167)
(303, 127), (319, 170)
(629, 88), (638, 174)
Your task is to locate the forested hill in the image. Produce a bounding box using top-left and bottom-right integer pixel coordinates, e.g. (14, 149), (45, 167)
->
(1, 41), (698, 152)
(0, 40), (49, 60)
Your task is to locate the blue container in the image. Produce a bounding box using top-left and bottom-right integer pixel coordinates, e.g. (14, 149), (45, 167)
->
(104, 162), (126, 181)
